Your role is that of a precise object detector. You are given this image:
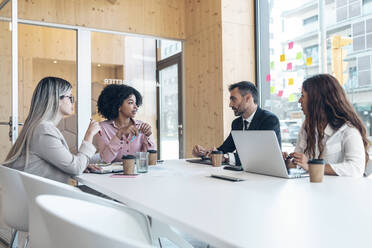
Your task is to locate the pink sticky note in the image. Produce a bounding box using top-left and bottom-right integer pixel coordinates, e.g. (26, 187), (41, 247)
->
(287, 62), (292, 70)
(277, 90), (283, 97)
(288, 41), (294, 49)
(266, 74), (271, 82)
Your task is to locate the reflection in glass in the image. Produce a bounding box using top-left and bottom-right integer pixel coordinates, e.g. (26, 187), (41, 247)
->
(266, 0), (372, 153)
(159, 64), (179, 159)
(0, 19), (12, 161)
(158, 39), (182, 60)
(18, 25), (77, 152)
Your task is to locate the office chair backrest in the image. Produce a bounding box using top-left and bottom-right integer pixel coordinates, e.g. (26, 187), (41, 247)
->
(36, 195), (153, 248)
(0, 165), (28, 232)
(20, 172), (152, 247)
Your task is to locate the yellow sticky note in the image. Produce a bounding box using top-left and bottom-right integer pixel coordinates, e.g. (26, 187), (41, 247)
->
(306, 57), (313, 66)
(270, 86), (276, 94)
(288, 78), (294, 86)
(280, 54), (285, 62)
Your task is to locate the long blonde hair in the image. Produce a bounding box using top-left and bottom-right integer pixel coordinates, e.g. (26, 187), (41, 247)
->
(3, 77), (72, 167)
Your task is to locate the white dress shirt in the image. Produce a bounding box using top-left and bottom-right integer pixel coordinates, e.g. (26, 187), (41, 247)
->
(228, 110), (257, 165)
(295, 123), (365, 177)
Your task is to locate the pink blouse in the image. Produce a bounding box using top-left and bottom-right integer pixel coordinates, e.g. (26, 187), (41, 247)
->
(96, 119), (156, 163)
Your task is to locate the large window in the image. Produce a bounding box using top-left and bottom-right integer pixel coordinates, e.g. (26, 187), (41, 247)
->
(258, 0), (372, 153)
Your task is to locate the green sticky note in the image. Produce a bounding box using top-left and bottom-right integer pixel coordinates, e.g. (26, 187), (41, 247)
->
(270, 61), (275, 69)
(296, 52), (302, 60)
(270, 86), (276, 94)
(288, 93), (296, 102)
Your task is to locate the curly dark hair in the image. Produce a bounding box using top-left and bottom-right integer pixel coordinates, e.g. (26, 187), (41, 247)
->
(302, 74), (369, 165)
(97, 84), (143, 120)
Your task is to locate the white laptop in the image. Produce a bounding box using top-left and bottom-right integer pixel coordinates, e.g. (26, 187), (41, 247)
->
(231, 130), (308, 179)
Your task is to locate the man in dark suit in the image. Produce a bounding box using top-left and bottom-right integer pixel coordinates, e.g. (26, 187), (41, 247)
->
(192, 81), (281, 165)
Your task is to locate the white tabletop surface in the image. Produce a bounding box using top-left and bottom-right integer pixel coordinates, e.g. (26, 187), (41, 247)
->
(77, 159), (372, 248)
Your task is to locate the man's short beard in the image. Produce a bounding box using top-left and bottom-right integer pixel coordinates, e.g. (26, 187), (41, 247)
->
(234, 110), (244, 116)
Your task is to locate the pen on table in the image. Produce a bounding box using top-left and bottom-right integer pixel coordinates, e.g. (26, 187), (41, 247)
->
(130, 135), (136, 143)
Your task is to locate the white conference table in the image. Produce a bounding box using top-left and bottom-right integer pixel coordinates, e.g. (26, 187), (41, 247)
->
(76, 160), (372, 248)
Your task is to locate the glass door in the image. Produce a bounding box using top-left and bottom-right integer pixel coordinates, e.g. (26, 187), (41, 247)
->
(18, 24), (77, 152)
(0, 0), (15, 161)
(157, 52), (183, 159)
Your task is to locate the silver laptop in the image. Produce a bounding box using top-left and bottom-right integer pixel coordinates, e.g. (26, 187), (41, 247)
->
(231, 130), (308, 178)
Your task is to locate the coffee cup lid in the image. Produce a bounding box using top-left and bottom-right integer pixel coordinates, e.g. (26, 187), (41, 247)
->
(308, 159), (325, 164)
(211, 150), (223, 154)
(147, 150), (157, 154)
(122, 155), (135, 159)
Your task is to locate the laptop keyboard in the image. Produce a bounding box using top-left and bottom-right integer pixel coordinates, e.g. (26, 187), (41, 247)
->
(288, 168), (308, 178)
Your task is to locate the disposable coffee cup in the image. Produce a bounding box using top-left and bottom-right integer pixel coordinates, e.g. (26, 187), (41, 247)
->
(122, 155), (136, 175)
(148, 150), (157, 166)
(308, 159), (325, 183)
(211, 150), (223, 167)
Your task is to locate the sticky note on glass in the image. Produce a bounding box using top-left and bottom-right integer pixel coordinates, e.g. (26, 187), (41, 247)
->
(280, 54), (285, 62)
(306, 57), (313, 66)
(270, 86), (276, 94)
(270, 61), (275, 69)
(266, 74), (271, 82)
(288, 41), (294, 49)
(277, 90), (283, 97)
(288, 78), (294, 85)
(287, 63), (292, 70)
(288, 93), (296, 102)
(296, 52), (302, 60)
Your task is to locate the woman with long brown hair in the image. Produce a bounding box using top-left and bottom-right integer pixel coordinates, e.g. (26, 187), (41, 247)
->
(284, 74), (369, 177)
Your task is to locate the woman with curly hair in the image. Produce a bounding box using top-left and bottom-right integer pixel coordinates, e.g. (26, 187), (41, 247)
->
(284, 74), (369, 177)
(96, 84), (156, 163)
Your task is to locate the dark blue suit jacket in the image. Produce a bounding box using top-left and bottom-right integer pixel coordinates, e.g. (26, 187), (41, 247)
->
(217, 107), (281, 165)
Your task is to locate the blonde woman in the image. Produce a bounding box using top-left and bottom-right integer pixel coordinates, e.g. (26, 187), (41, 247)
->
(3, 77), (101, 183)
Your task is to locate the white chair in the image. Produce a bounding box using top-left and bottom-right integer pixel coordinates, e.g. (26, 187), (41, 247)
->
(36, 194), (154, 248)
(0, 165), (29, 248)
(20, 171), (194, 248)
(20, 172), (153, 248)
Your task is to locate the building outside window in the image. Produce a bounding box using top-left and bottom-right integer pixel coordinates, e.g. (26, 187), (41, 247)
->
(259, 0), (372, 153)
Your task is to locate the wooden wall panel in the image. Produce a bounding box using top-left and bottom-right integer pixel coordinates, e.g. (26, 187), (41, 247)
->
(19, 24), (76, 61)
(18, 0), (186, 39)
(185, 24), (223, 156)
(185, 0), (223, 157)
(0, 0), (11, 18)
(19, 25), (125, 65)
(91, 32), (125, 65)
(185, 0), (221, 36)
(221, 0), (256, 139)
(185, 0), (256, 157)
(144, 0), (185, 39)
(221, 0), (254, 25)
